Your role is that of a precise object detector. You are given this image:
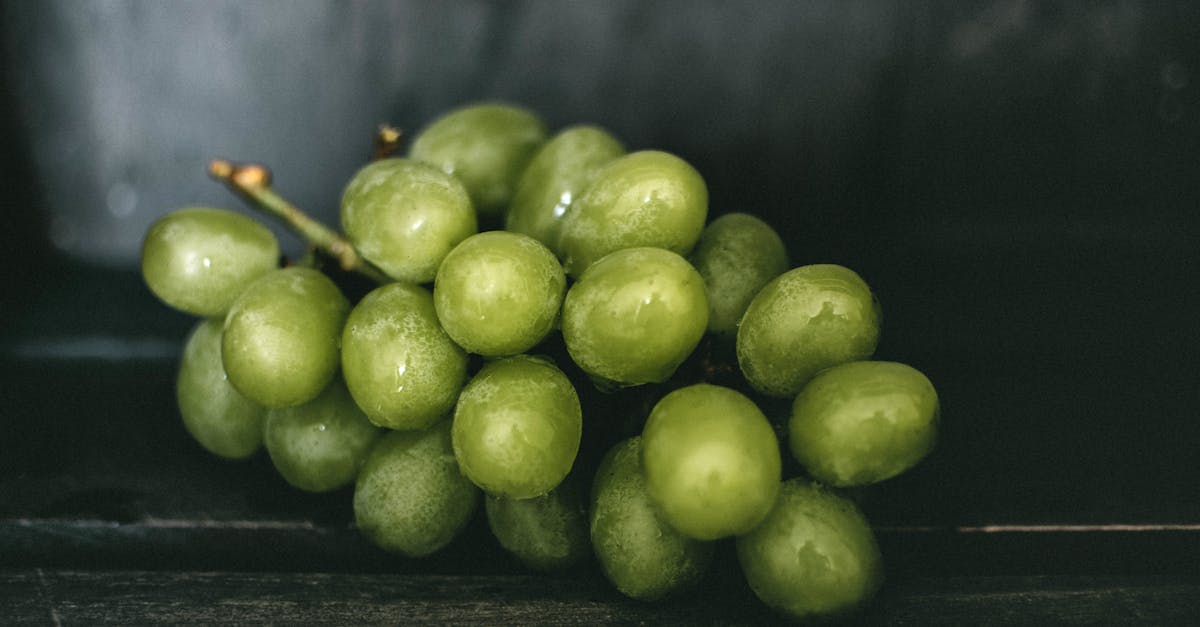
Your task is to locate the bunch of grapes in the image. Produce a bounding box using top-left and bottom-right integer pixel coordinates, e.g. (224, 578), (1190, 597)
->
(142, 103), (940, 622)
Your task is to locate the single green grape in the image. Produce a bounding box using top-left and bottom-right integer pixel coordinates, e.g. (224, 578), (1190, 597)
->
(561, 247), (708, 387)
(688, 212), (789, 336)
(340, 157), (477, 283)
(737, 264), (881, 397)
(790, 361), (939, 487)
(641, 384), (781, 540)
(736, 478), (883, 622)
(484, 471), (590, 571)
(341, 282), (468, 430)
(176, 318), (266, 459)
(505, 125), (625, 253)
(557, 150), (708, 277)
(590, 436), (713, 601)
(433, 231), (565, 357)
(452, 355), (582, 499)
(353, 419), (480, 558)
(141, 207), (279, 317)
(222, 267), (350, 408)
(408, 102), (548, 217)
(263, 377), (382, 493)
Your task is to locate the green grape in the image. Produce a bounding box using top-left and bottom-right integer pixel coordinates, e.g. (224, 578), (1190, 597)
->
(176, 318), (266, 459)
(408, 102), (548, 217)
(263, 377), (382, 493)
(736, 478), (883, 622)
(222, 267), (350, 408)
(590, 437), (713, 601)
(141, 207), (279, 317)
(641, 384), (781, 540)
(790, 361), (939, 487)
(505, 125), (625, 253)
(737, 264), (881, 397)
(484, 471), (590, 571)
(452, 355), (581, 499)
(353, 420), (480, 558)
(557, 150), (708, 277)
(561, 247), (708, 387)
(688, 212), (789, 336)
(433, 231), (565, 357)
(341, 282), (468, 430)
(340, 157), (477, 283)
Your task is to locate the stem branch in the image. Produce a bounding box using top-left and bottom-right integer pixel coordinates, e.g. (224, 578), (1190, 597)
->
(209, 159), (391, 284)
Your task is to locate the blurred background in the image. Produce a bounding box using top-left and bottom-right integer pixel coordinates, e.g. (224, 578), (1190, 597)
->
(1, 0), (1198, 575)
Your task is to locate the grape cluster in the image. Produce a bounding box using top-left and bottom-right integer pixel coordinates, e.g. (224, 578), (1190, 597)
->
(142, 102), (940, 622)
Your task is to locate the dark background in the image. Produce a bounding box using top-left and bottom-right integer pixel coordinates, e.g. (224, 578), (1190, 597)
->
(2, 0), (1198, 588)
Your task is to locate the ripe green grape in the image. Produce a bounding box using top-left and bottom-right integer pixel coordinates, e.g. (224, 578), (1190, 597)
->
(505, 125), (625, 253)
(558, 150), (708, 277)
(353, 420), (480, 558)
(341, 282), (468, 431)
(263, 377), (382, 493)
(790, 361), (939, 487)
(142, 207), (279, 317)
(641, 384), (781, 540)
(484, 472), (590, 572)
(433, 231), (565, 357)
(590, 437), (713, 601)
(340, 157), (477, 283)
(176, 318), (266, 459)
(737, 264), (881, 397)
(561, 247), (708, 387)
(408, 102), (548, 217)
(688, 212), (789, 336)
(452, 355), (582, 499)
(222, 267), (350, 408)
(736, 478), (883, 622)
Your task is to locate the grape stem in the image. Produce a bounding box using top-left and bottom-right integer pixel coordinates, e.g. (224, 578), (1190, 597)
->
(372, 124), (404, 160)
(209, 159), (391, 284)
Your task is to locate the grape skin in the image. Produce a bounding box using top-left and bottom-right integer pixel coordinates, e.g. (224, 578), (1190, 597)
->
(484, 472), (590, 572)
(264, 377), (382, 493)
(790, 361), (939, 487)
(353, 420), (480, 558)
(221, 267), (350, 408)
(341, 282), (468, 431)
(640, 384), (781, 540)
(141, 206), (280, 317)
(590, 437), (713, 601)
(340, 158), (477, 284)
(736, 478), (883, 622)
(737, 264), (881, 397)
(688, 212), (789, 336)
(433, 231), (566, 357)
(176, 318), (266, 459)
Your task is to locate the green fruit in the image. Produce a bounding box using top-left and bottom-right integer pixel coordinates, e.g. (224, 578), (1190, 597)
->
(561, 247), (708, 387)
(264, 377), (382, 493)
(176, 318), (266, 459)
(558, 150), (708, 277)
(141, 207), (279, 317)
(590, 437), (712, 601)
(341, 282), (468, 430)
(221, 267), (350, 408)
(452, 355), (582, 499)
(340, 158), (477, 283)
(485, 472), (590, 572)
(736, 478), (883, 622)
(688, 212), (789, 336)
(434, 231), (566, 357)
(737, 264), (881, 397)
(353, 420), (480, 558)
(409, 102), (548, 217)
(506, 125), (625, 253)
(641, 384), (781, 540)
(790, 361), (939, 487)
